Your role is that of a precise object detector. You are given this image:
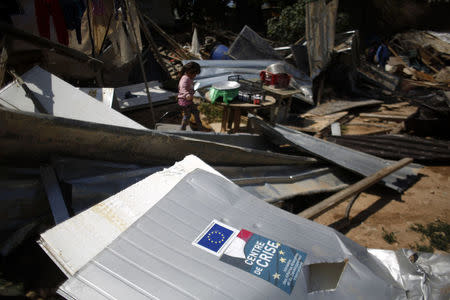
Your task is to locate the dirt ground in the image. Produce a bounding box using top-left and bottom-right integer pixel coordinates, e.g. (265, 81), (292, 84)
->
(313, 165), (450, 253)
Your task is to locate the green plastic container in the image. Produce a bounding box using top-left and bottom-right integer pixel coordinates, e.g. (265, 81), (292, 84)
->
(209, 87), (239, 104)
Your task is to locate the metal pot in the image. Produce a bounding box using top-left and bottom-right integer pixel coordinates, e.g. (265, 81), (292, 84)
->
(212, 81), (241, 90)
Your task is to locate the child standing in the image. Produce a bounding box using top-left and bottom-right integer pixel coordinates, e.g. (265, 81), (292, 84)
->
(178, 62), (203, 131)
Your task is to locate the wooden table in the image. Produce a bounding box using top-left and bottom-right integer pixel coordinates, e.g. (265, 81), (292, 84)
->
(205, 91), (276, 133)
(262, 85), (302, 123)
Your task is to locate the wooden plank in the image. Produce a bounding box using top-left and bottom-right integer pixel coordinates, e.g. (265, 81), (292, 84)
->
(40, 165), (70, 224)
(0, 36), (7, 87)
(298, 158), (413, 220)
(142, 15), (196, 60)
(359, 113), (408, 121)
(289, 111), (348, 133)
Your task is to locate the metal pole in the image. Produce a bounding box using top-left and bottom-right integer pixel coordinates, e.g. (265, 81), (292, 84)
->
(125, 0), (156, 129)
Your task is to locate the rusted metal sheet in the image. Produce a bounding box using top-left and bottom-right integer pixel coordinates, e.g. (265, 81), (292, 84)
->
(305, 0), (339, 78)
(327, 135), (450, 163)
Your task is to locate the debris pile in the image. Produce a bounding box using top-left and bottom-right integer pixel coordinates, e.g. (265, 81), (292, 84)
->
(0, 0), (449, 299)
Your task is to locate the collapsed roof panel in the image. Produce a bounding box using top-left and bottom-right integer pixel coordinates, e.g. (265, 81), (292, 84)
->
(0, 108), (316, 166)
(0, 66), (147, 130)
(54, 168), (448, 299)
(54, 162), (352, 211)
(252, 118), (421, 192)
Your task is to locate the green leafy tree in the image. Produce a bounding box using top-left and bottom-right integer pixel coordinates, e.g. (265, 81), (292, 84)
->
(267, 0), (307, 44)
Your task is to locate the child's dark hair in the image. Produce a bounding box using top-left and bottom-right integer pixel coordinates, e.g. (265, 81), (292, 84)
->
(178, 62), (201, 79)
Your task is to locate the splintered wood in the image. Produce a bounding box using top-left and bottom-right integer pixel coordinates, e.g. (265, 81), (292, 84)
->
(343, 102), (417, 135)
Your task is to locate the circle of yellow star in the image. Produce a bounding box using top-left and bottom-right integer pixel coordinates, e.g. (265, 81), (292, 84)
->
(279, 250), (285, 255)
(276, 242), (281, 247)
(273, 273), (281, 280)
(280, 257), (287, 263)
(207, 231), (225, 244)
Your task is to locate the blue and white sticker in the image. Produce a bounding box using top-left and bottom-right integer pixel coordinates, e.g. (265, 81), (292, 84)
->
(220, 229), (307, 294)
(192, 220), (238, 256)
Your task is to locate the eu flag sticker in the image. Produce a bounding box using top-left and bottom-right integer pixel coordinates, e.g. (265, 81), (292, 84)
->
(192, 220), (238, 256)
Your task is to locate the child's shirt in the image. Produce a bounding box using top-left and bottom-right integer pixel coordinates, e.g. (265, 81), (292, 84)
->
(178, 74), (194, 107)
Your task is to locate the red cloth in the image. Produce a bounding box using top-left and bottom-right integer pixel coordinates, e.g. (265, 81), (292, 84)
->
(35, 0), (68, 45)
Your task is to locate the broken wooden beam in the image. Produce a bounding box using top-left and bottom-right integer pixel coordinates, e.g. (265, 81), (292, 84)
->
(137, 10), (171, 79)
(298, 157), (413, 220)
(0, 36), (7, 87)
(359, 113), (408, 121)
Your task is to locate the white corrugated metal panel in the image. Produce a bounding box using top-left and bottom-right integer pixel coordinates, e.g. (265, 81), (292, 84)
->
(57, 169), (409, 299)
(0, 66), (147, 130)
(39, 155), (225, 276)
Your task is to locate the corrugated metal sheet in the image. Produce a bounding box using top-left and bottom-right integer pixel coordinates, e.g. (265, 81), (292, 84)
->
(0, 108), (317, 166)
(56, 168), (444, 299)
(252, 118), (421, 192)
(0, 66), (147, 130)
(182, 60), (313, 103)
(216, 165), (351, 202)
(183, 60), (280, 90)
(327, 135), (450, 163)
(65, 164), (351, 208)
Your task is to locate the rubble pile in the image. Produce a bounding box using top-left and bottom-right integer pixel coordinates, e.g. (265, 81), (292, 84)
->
(0, 0), (449, 299)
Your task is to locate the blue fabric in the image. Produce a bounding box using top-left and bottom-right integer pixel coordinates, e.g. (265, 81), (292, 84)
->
(376, 43), (390, 68)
